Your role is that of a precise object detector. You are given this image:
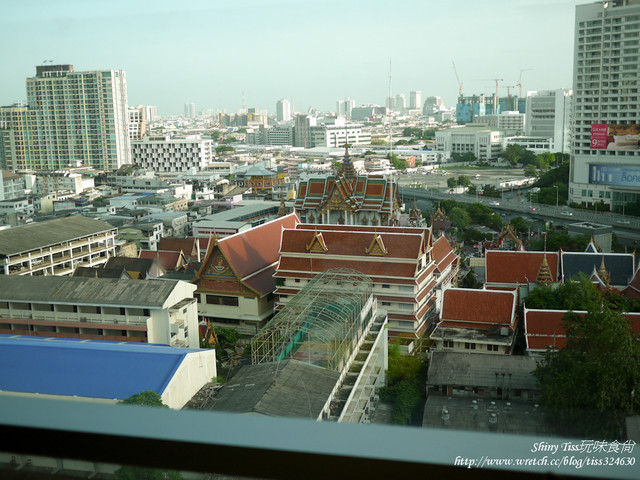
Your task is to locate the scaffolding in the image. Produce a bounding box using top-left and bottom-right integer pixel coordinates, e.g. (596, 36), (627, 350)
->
(251, 268), (373, 372)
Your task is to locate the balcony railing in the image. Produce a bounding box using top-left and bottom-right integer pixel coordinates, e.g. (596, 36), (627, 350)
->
(0, 396), (626, 480)
(0, 310), (149, 327)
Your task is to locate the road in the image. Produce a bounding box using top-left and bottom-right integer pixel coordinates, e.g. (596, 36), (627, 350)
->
(399, 186), (640, 243)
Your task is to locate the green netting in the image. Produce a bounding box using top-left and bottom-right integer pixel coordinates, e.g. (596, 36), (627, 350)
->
(251, 268), (373, 371)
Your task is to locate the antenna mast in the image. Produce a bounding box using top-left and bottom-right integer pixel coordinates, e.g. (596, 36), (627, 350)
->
(388, 60), (393, 160)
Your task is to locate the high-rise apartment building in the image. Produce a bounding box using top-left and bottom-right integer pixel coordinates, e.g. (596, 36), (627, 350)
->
(128, 105), (146, 140)
(276, 99), (291, 122)
(570, 0), (640, 209)
(0, 64), (131, 171)
(410, 90), (422, 110)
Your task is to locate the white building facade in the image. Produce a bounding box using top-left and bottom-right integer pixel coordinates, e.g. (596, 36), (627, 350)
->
(435, 125), (503, 161)
(570, 1), (640, 209)
(131, 135), (213, 172)
(276, 99), (291, 122)
(525, 89), (572, 153)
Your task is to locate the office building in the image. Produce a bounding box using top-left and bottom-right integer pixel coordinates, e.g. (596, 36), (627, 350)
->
(0, 64), (131, 171)
(435, 125), (503, 160)
(276, 99), (291, 122)
(145, 105), (158, 124)
(410, 90), (422, 110)
(525, 89), (572, 153)
(337, 98), (355, 118)
(570, 0), (640, 209)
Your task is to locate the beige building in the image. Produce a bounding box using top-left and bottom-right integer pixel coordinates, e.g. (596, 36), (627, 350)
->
(0, 275), (198, 348)
(0, 215), (117, 276)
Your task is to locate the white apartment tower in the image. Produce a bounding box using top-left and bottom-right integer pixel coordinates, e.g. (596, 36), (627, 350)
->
(410, 91), (422, 110)
(570, 0), (640, 209)
(525, 89), (573, 153)
(276, 99), (291, 122)
(0, 65), (131, 171)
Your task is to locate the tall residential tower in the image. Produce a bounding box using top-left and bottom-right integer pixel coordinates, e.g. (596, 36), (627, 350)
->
(570, 1), (640, 209)
(0, 64), (131, 171)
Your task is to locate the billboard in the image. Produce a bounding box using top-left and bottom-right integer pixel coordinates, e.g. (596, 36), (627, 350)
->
(591, 123), (640, 150)
(589, 164), (640, 187)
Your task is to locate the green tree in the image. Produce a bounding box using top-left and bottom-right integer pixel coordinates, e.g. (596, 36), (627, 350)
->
(119, 391), (167, 408)
(379, 343), (425, 425)
(524, 164), (538, 178)
(387, 153), (407, 170)
(509, 216), (530, 235)
(457, 175), (472, 187)
(371, 138), (387, 145)
(446, 177), (458, 188)
(461, 269), (482, 289)
(535, 152), (555, 170)
(482, 184), (501, 198)
(534, 303), (640, 438)
(448, 207), (471, 229)
(216, 145), (235, 154)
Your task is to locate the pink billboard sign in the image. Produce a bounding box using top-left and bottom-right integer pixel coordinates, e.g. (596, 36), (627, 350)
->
(591, 124), (609, 149)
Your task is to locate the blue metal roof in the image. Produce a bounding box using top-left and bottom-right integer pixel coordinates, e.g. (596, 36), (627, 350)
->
(0, 335), (201, 400)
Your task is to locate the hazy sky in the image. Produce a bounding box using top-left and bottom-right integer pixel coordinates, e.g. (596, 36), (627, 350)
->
(1, 0), (584, 116)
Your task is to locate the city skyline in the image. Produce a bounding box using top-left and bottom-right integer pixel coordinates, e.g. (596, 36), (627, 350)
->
(2, 0), (584, 116)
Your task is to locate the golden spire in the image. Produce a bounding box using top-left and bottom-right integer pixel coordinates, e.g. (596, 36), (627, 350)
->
(597, 255), (610, 286)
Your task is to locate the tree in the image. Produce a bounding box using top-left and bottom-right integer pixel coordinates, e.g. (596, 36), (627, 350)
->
(387, 153), (407, 170)
(379, 343), (425, 425)
(524, 164), (538, 178)
(371, 138), (387, 145)
(216, 145), (235, 154)
(534, 302), (640, 439)
(447, 177), (458, 189)
(457, 175), (472, 187)
(509, 216), (530, 235)
(448, 207), (471, 229)
(119, 391), (167, 408)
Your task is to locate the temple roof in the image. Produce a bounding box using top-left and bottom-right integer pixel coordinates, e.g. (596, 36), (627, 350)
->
(485, 250), (559, 285)
(439, 288), (517, 330)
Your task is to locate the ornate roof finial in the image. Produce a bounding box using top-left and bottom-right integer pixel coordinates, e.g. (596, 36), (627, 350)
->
(598, 255), (610, 286)
(536, 255), (554, 285)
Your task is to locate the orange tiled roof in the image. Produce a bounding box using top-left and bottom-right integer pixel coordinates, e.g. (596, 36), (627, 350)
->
(281, 226), (425, 259)
(485, 250), (559, 284)
(441, 288), (516, 328)
(524, 308), (640, 351)
(218, 212), (299, 279)
(431, 235), (457, 273)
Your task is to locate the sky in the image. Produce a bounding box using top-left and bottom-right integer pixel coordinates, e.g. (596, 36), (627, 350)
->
(0, 0), (585, 116)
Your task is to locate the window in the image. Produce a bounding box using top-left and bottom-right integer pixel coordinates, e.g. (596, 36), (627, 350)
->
(487, 344), (499, 351)
(206, 295), (239, 306)
(464, 342), (476, 350)
(444, 340), (454, 348)
(382, 284), (390, 289)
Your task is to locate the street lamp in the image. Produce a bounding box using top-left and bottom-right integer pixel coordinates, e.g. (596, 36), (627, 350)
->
(553, 185), (559, 208)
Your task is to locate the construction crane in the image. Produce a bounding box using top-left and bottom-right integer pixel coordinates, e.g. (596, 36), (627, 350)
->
(517, 69), (533, 98)
(452, 61), (463, 96)
(501, 86), (517, 111)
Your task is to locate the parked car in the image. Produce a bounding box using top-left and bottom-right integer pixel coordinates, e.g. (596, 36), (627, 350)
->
(561, 211), (573, 216)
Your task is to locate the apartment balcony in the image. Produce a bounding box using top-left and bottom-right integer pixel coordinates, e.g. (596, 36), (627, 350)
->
(0, 310), (149, 327)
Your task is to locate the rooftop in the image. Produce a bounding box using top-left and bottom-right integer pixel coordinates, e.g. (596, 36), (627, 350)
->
(0, 215), (116, 257)
(0, 335), (199, 400)
(0, 276), (180, 307)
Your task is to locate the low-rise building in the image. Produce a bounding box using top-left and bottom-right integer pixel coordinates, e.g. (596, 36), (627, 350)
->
(431, 288), (518, 354)
(192, 212), (299, 336)
(193, 268), (387, 423)
(435, 125), (503, 161)
(0, 335), (215, 409)
(0, 275), (198, 348)
(0, 215), (117, 276)
(484, 250), (559, 296)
